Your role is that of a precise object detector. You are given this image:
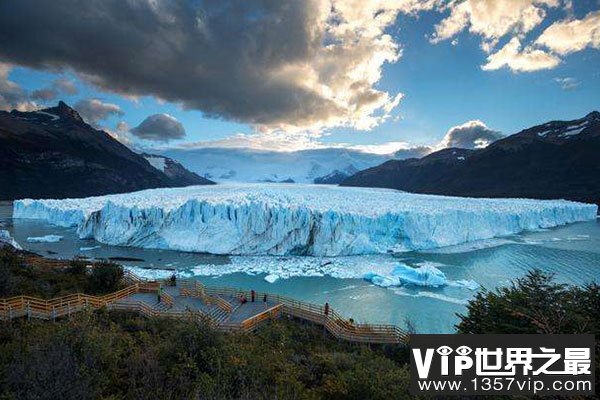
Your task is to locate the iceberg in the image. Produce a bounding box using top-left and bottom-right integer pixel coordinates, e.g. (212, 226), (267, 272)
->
(13, 183), (598, 256)
(391, 264), (447, 287)
(264, 274), (280, 283)
(364, 263), (448, 288)
(80, 245), (101, 251)
(26, 234), (63, 243)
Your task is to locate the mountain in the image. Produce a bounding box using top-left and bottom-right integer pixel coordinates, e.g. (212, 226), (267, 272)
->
(314, 167), (359, 184)
(0, 101), (214, 200)
(342, 112), (600, 206)
(141, 153), (212, 186)
(161, 147), (417, 184)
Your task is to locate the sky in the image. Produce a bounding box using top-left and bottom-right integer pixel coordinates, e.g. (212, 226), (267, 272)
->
(0, 0), (599, 154)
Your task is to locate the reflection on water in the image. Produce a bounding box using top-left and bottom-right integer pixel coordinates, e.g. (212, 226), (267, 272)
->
(2, 203), (599, 333)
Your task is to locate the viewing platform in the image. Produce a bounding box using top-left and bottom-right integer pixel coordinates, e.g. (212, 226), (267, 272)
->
(0, 271), (408, 345)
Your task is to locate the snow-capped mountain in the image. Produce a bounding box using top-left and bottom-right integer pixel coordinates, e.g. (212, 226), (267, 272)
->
(141, 153), (213, 187)
(161, 147), (429, 184)
(0, 101), (214, 200)
(342, 111), (600, 206)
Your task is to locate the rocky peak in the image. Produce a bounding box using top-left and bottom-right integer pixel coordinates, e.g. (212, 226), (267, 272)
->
(44, 101), (84, 123)
(585, 111), (600, 122)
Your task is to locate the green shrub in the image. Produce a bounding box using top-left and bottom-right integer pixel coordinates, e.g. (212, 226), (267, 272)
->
(87, 261), (123, 294)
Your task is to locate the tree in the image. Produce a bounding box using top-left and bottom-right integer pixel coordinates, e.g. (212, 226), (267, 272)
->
(456, 269), (599, 335)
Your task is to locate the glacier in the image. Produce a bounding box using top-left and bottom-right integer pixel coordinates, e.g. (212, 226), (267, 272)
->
(13, 183), (598, 256)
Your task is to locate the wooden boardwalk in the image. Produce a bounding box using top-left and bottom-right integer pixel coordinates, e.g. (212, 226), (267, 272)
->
(0, 271), (408, 345)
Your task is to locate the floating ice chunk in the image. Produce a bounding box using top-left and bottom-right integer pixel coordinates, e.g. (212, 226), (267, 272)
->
(27, 234), (63, 243)
(452, 279), (480, 291)
(13, 183), (598, 256)
(80, 245), (101, 251)
(364, 272), (397, 287)
(0, 230), (22, 250)
(264, 274), (280, 283)
(391, 264), (447, 287)
(365, 263), (447, 288)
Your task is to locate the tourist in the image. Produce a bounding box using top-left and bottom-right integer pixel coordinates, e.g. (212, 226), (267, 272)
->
(170, 274), (176, 286)
(324, 302), (329, 316)
(251, 290), (255, 302)
(157, 286), (162, 303)
(263, 294), (267, 303)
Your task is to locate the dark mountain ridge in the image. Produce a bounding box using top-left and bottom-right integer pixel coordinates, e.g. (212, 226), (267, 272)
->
(342, 111), (600, 206)
(141, 153), (211, 187)
(0, 101), (213, 200)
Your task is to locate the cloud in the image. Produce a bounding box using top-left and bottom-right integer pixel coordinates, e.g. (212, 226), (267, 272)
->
(30, 88), (57, 101)
(74, 98), (123, 126)
(439, 120), (503, 149)
(105, 120), (134, 146)
(53, 78), (78, 95)
(131, 114), (186, 142)
(0, 63), (36, 111)
(171, 129), (431, 155)
(430, 0), (560, 50)
(535, 10), (600, 55)
(0, 0), (437, 132)
(26, 77), (79, 103)
(429, 1), (600, 73)
(554, 76), (580, 90)
(481, 37), (560, 72)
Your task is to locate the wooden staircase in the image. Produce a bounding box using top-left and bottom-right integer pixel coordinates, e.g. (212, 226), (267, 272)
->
(0, 272), (408, 345)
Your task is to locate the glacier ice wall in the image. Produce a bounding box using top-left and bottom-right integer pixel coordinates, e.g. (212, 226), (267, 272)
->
(13, 184), (598, 256)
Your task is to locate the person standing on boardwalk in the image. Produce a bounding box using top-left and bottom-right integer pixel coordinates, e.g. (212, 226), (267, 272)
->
(263, 294), (267, 303)
(251, 290), (255, 302)
(157, 285), (162, 303)
(324, 302), (329, 316)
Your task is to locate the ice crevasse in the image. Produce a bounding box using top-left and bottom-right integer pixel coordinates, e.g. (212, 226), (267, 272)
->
(13, 183), (598, 256)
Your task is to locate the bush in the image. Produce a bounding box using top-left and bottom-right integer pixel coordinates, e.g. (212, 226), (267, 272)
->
(0, 311), (412, 399)
(456, 269), (600, 334)
(87, 261), (123, 294)
(457, 269), (600, 394)
(67, 258), (88, 275)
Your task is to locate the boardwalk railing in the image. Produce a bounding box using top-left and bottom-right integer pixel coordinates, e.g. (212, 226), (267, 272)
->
(0, 283), (141, 321)
(201, 284), (407, 344)
(239, 304), (284, 332)
(0, 272), (408, 345)
(177, 279), (233, 314)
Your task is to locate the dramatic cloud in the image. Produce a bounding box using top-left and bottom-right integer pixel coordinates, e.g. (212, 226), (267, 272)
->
(131, 114), (186, 142)
(74, 98), (123, 126)
(482, 37), (561, 72)
(0, 0), (436, 132)
(439, 120), (503, 149)
(0, 63), (36, 111)
(536, 10), (600, 55)
(430, 1), (600, 73)
(554, 76), (580, 90)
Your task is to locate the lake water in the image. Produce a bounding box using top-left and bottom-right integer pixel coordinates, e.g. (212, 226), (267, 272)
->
(2, 202), (599, 333)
